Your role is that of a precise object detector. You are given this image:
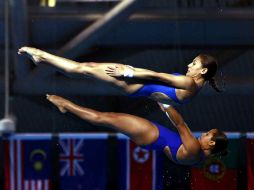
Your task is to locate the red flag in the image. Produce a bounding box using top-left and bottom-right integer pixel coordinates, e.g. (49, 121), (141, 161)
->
(248, 139), (254, 190)
(191, 168), (237, 190)
(130, 141), (153, 190)
(118, 137), (163, 190)
(191, 157), (237, 190)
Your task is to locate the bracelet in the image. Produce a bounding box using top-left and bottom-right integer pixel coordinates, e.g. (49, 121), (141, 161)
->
(123, 65), (134, 78)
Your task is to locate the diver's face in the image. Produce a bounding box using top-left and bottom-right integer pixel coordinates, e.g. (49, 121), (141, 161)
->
(199, 129), (217, 147)
(186, 57), (205, 77)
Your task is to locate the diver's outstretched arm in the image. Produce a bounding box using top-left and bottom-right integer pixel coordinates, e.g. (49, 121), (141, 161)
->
(106, 65), (196, 90)
(158, 103), (200, 155)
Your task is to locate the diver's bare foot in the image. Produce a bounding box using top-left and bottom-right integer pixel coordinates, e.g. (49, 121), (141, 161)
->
(18, 46), (45, 65)
(46, 94), (68, 113)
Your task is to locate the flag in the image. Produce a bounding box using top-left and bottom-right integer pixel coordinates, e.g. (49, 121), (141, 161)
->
(117, 134), (163, 190)
(191, 161), (237, 190)
(247, 138), (254, 190)
(59, 134), (108, 190)
(190, 138), (243, 190)
(4, 134), (53, 190)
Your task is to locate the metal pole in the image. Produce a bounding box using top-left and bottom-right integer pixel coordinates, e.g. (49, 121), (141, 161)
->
(4, 0), (10, 117)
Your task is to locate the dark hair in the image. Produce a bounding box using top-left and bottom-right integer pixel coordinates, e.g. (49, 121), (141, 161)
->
(211, 129), (228, 156)
(198, 54), (222, 93)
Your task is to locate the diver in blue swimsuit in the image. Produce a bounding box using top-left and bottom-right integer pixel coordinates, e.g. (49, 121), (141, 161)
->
(18, 47), (222, 105)
(128, 73), (186, 105)
(47, 95), (228, 166)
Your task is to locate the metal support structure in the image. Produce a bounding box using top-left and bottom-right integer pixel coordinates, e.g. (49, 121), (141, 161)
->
(58, 0), (142, 58)
(30, 8), (254, 21)
(0, 0), (16, 133)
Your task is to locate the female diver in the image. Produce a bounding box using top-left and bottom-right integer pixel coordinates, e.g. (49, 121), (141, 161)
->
(46, 94), (228, 165)
(18, 47), (221, 105)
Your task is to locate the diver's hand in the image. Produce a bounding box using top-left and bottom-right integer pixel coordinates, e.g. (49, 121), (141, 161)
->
(105, 65), (125, 77)
(105, 65), (134, 77)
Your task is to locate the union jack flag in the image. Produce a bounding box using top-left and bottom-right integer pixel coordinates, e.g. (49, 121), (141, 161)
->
(59, 134), (109, 190)
(59, 139), (85, 176)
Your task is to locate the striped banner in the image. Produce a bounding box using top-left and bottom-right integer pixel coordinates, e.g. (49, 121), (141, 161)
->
(4, 135), (52, 190)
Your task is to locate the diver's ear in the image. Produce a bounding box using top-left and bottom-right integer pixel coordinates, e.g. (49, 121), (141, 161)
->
(201, 68), (208, 75)
(208, 140), (215, 147)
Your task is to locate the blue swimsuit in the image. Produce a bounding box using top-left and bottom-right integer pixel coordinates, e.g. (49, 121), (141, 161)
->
(128, 73), (186, 105)
(141, 121), (204, 165)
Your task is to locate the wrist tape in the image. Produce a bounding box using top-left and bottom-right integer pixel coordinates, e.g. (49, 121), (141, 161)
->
(123, 65), (134, 78)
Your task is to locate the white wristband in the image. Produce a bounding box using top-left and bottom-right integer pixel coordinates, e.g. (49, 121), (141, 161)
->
(123, 65), (134, 78)
(162, 104), (171, 109)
